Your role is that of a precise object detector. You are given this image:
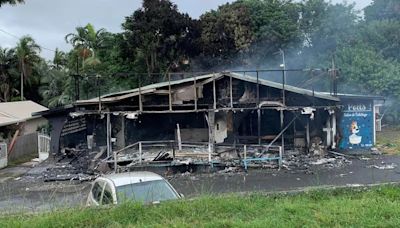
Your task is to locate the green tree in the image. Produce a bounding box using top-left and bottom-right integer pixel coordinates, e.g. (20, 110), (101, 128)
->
(356, 20), (400, 61)
(199, 0), (303, 68)
(65, 23), (107, 69)
(297, 2), (359, 68)
(122, 0), (200, 83)
(337, 43), (400, 98)
(246, 0), (302, 62)
(0, 47), (18, 102)
(200, 1), (253, 64)
(364, 0), (400, 22)
(52, 48), (67, 69)
(38, 61), (73, 107)
(0, 0), (23, 7)
(15, 36), (41, 100)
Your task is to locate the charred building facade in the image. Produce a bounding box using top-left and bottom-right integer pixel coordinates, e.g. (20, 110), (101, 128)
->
(39, 72), (383, 171)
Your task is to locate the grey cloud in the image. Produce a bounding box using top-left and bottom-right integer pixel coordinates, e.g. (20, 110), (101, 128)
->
(0, 0), (370, 60)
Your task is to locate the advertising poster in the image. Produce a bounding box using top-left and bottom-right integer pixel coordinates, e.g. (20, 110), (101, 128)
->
(339, 101), (373, 150)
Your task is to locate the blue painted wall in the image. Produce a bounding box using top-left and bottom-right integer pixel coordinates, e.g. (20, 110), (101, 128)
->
(339, 99), (374, 150)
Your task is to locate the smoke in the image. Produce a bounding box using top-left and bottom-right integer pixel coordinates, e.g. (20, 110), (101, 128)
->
(190, 0), (372, 95)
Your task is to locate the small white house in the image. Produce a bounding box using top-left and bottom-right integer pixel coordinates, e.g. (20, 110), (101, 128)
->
(0, 101), (49, 168)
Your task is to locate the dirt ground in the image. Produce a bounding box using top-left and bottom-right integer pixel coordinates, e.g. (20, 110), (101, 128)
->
(1, 153), (400, 214)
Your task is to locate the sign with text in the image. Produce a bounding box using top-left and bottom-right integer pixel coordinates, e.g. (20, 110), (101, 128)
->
(339, 100), (373, 150)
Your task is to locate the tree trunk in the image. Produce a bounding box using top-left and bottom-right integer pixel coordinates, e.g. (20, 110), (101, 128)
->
(20, 61), (24, 101)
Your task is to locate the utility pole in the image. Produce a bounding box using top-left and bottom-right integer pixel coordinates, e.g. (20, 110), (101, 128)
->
(279, 49), (286, 154)
(279, 49), (286, 106)
(96, 74), (102, 112)
(331, 57), (338, 96)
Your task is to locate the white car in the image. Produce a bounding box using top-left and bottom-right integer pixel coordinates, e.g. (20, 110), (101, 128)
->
(86, 171), (182, 206)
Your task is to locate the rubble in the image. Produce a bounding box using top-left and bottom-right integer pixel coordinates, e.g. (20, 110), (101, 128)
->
(310, 158), (336, 165)
(282, 154), (352, 171)
(369, 163), (397, 170)
(309, 137), (325, 156)
(42, 145), (104, 182)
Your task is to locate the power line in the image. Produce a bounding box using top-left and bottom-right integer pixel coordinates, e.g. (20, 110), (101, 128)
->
(0, 27), (56, 53)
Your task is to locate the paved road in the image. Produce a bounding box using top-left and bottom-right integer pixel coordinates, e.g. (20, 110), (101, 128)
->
(169, 155), (400, 196)
(0, 154), (400, 213)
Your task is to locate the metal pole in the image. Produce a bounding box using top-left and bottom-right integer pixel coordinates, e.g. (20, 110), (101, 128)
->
(106, 113), (111, 158)
(194, 76), (197, 111)
(138, 74), (143, 112)
(139, 141), (142, 165)
(244, 144), (247, 170)
(97, 75), (101, 112)
(257, 109), (261, 145)
(280, 49), (286, 106)
(280, 110), (284, 153)
(256, 71), (260, 106)
(168, 73), (172, 111)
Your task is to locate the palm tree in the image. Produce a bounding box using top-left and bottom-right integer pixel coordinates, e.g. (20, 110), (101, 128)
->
(38, 62), (73, 107)
(15, 36), (41, 100)
(0, 47), (18, 102)
(52, 48), (67, 69)
(65, 23), (107, 67)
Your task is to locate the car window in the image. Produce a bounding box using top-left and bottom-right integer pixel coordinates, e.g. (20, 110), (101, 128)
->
(102, 183), (114, 205)
(116, 179), (178, 204)
(92, 181), (104, 203)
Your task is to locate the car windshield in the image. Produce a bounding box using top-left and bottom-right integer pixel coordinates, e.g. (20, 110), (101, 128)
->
(116, 179), (178, 204)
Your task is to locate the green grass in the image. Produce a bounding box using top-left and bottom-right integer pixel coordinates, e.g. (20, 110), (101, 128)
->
(2, 185), (400, 227)
(377, 126), (400, 154)
(8, 153), (37, 167)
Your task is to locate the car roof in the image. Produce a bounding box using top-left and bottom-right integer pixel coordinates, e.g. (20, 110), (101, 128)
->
(101, 171), (164, 187)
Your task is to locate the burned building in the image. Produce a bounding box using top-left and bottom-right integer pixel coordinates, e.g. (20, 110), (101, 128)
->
(39, 72), (383, 172)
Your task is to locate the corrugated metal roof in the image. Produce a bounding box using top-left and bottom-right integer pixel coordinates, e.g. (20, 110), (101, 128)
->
(229, 72), (340, 101)
(76, 73), (220, 104)
(76, 72), (339, 105)
(0, 101), (48, 127)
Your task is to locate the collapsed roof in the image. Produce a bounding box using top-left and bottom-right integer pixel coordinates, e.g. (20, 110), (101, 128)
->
(76, 72), (340, 106)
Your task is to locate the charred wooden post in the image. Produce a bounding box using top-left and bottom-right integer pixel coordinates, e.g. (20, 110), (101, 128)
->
(306, 119), (310, 152)
(332, 111), (337, 149)
(138, 87), (143, 112)
(194, 76), (197, 111)
(257, 109), (261, 145)
(230, 74), (233, 109)
(213, 74), (217, 110)
(168, 73), (172, 111)
(106, 113), (112, 157)
(116, 116), (126, 148)
(113, 150), (118, 173)
(139, 141), (142, 164)
(176, 123), (182, 151)
(207, 111), (215, 161)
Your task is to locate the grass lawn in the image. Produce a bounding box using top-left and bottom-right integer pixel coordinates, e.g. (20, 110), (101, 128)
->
(1, 185), (400, 227)
(377, 126), (400, 154)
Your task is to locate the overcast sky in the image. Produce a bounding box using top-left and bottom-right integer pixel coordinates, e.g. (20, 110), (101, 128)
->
(0, 0), (372, 60)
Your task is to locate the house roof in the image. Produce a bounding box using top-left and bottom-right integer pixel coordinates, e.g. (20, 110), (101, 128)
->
(76, 72), (339, 105)
(0, 101), (48, 127)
